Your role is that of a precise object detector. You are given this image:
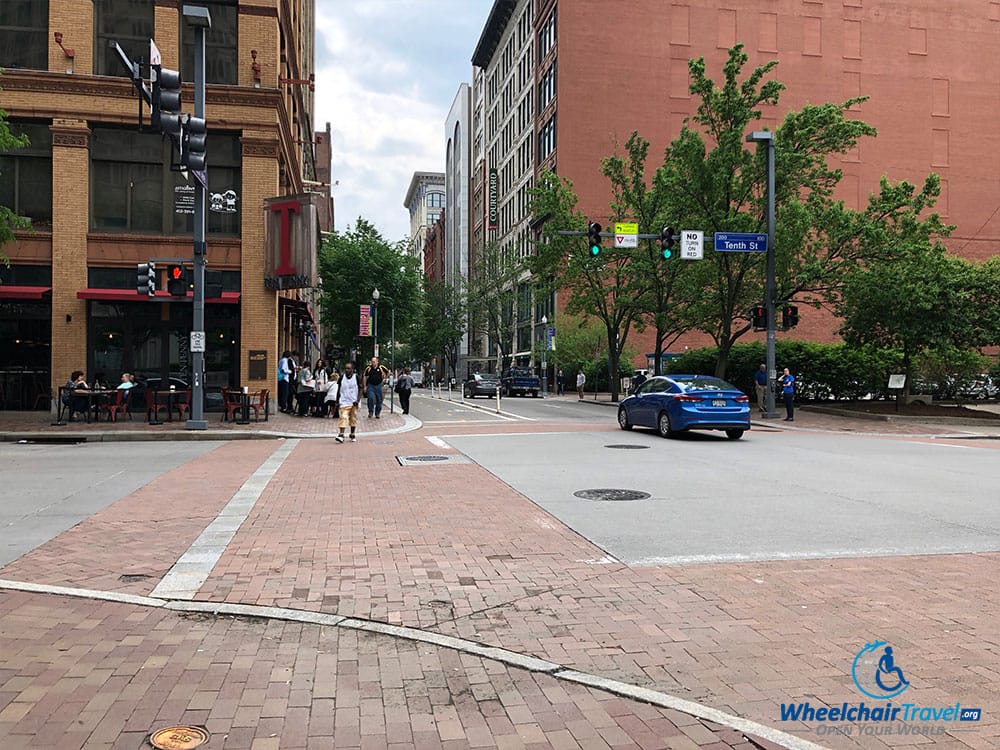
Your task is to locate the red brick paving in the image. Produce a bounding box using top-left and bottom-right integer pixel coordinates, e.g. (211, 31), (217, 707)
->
(1, 404), (998, 748)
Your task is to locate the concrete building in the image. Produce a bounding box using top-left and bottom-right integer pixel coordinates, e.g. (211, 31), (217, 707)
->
(402, 171), (445, 270)
(0, 0), (328, 412)
(470, 0), (1000, 370)
(445, 84), (472, 378)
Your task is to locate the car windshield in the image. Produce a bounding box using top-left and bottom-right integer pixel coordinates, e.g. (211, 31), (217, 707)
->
(674, 376), (739, 392)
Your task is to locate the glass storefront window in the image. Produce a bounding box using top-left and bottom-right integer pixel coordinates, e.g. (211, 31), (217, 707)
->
(0, 0), (47, 70)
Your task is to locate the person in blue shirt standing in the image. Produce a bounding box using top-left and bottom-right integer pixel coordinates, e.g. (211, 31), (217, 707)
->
(781, 367), (795, 421)
(753, 363), (768, 414)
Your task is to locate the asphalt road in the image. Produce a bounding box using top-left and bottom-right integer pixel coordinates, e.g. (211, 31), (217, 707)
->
(441, 426), (1000, 566)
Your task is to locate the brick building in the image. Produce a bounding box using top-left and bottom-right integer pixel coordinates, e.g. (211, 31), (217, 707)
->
(0, 0), (328, 412)
(470, 0), (1000, 371)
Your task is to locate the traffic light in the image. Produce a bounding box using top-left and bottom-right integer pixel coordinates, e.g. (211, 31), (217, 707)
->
(182, 116), (207, 171)
(166, 264), (187, 296)
(659, 226), (675, 259)
(782, 305), (800, 329)
(587, 222), (603, 257)
(751, 304), (766, 330)
(137, 262), (156, 297)
(152, 66), (183, 137)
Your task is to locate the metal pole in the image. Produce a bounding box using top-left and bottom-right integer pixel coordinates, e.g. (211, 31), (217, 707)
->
(764, 137), (778, 419)
(185, 5), (210, 430)
(373, 302), (379, 359)
(390, 307), (395, 414)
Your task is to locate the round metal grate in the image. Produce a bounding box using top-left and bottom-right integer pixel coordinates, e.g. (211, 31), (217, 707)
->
(604, 444), (650, 450)
(406, 455), (450, 462)
(573, 488), (651, 502)
(149, 725), (210, 750)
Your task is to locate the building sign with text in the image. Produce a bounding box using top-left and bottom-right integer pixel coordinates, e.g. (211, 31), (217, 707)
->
(488, 168), (498, 230)
(264, 193), (320, 290)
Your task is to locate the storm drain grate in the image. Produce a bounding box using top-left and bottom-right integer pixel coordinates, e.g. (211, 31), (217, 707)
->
(396, 454), (471, 467)
(573, 488), (651, 502)
(149, 725), (210, 749)
(604, 444), (650, 450)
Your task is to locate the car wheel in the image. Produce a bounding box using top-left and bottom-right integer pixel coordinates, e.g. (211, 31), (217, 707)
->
(465, 387), (473, 399)
(531, 390), (537, 398)
(617, 407), (632, 431)
(657, 410), (675, 438)
(726, 429), (745, 440)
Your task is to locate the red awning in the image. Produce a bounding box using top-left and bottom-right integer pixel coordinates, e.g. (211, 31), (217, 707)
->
(77, 288), (241, 304)
(0, 285), (52, 300)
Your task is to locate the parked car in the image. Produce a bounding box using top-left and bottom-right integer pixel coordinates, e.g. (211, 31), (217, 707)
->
(501, 367), (540, 397)
(617, 374), (751, 440)
(957, 375), (999, 400)
(463, 372), (500, 399)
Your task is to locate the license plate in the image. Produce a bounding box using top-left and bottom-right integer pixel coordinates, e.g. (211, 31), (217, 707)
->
(712, 399), (726, 407)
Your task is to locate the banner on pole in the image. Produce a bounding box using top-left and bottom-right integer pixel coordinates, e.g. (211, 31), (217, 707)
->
(359, 304), (372, 336)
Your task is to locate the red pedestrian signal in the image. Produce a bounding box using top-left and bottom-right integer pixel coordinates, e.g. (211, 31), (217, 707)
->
(167, 264), (187, 296)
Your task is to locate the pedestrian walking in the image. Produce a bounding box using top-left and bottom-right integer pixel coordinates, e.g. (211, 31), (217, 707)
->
(395, 367), (414, 414)
(312, 359), (329, 416)
(754, 363), (768, 414)
(781, 367), (795, 421)
(557, 368), (565, 395)
(363, 356), (389, 418)
(336, 362), (361, 443)
(323, 371), (339, 418)
(576, 369), (586, 400)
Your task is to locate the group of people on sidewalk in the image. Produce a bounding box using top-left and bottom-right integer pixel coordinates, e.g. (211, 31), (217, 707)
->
(277, 353), (414, 443)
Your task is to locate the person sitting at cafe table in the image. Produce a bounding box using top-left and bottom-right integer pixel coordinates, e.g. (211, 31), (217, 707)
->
(117, 372), (136, 390)
(64, 370), (90, 421)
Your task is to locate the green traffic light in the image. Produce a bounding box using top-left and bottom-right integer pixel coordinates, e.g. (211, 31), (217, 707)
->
(662, 248), (672, 259)
(590, 245), (601, 256)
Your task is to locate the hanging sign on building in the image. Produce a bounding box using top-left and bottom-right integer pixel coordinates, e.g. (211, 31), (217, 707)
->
(488, 168), (498, 230)
(264, 193), (320, 290)
(358, 304), (373, 337)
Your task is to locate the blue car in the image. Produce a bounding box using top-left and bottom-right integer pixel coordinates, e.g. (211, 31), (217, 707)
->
(617, 375), (751, 440)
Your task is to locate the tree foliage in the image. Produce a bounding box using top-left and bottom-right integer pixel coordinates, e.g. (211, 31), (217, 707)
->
(316, 218), (421, 364)
(0, 87), (30, 265)
(409, 278), (467, 380)
(467, 240), (522, 370)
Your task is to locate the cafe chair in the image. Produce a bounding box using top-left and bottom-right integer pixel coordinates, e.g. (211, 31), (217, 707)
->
(174, 389), (192, 421)
(249, 388), (269, 421)
(100, 389), (132, 423)
(144, 389), (169, 423)
(222, 387), (243, 422)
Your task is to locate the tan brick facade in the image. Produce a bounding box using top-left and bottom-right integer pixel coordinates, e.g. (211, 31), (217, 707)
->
(1, 0), (321, 410)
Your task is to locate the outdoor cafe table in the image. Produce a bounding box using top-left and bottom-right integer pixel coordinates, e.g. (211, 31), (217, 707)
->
(148, 389), (186, 425)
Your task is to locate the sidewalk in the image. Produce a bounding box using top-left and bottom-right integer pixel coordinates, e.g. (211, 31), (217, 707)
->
(1, 402), (997, 748)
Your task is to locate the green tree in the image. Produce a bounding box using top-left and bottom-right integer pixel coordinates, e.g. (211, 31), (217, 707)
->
(0, 86), (30, 266)
(654, 45), (948, 376)
(410, 278), (467, 381)
(468, 240), (522, 371)
(838, 247), (984, 394)
(316, 218), (420, 363)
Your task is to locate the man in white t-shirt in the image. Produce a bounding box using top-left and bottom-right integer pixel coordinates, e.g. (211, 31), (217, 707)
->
(576, 370), (586, 400)
(335, 362), (361, 443)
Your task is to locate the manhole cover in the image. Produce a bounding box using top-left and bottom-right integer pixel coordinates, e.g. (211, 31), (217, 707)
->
(406, 455), (449, 462)
(573, 488), (651, 502)
(149, 725), (210, 750)
(604, 444), (650, 450)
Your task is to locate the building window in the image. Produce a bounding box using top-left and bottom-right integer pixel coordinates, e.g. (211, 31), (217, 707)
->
(427, 191), (445, 209)
(538, 115), (556, 162)
(0, 122), (52, 228)
(182, 0), (238, 85)
(538, 63), (556, 111)
(94, 0), (155, 77)
(90, 127), (241, 236)
(0, 0), (47, 70)
(538, 9), (556, 59)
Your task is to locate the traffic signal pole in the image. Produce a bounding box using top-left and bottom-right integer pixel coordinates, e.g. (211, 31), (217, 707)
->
(185, 4), (211, 430)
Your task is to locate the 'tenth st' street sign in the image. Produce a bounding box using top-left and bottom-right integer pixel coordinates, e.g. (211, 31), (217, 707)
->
(714, 232), (768, 252)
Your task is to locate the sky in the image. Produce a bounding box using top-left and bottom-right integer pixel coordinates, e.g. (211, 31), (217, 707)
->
(314, 1), (494, 244)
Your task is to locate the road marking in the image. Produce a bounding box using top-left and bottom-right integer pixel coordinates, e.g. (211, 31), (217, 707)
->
(150, 439), (298, 600)
(425, 436), (450, 449)
(0, 578), (823, 750)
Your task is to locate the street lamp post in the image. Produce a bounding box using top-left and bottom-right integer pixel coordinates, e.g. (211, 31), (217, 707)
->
(389, 305), (396, 413)
(746, 130), (779, 419)
(541, 315), (548, 398)
(372, 288), (380, 359)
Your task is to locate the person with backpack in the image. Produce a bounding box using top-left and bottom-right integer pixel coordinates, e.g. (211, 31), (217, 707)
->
(362, 356), (389, 419)
(395, 367), (414, 415)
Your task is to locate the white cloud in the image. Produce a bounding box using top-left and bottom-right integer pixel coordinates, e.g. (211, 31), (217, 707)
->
(314, 1), (491, 242)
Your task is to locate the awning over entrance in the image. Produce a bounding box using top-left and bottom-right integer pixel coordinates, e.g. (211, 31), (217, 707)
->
(0, 285), (52, 300)
(76, 288), (241, 304)
(279, 296), (317, 328)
